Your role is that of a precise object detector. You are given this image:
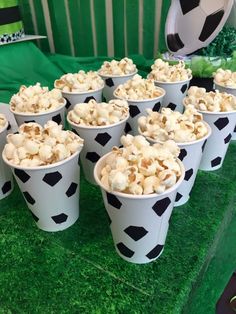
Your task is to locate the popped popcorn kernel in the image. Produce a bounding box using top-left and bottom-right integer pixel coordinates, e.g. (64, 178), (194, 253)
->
(99, 57), (137, 76)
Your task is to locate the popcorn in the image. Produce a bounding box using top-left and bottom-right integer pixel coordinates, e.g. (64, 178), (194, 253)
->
(54, 70), (104, 92)
(138, 106), (208, 142)
(10, 83), (65, 114)
(3, 121), (84, 167)
(99, 57), (137, 76)
(114, 74), (164, 100)
(99, 134), (182, 195)
(214, 69), (236, 88)
(148, 58), (192, 82)
(67, 99), (129, 126)
(184, 86), (236, 112)
(0, 114), (7, 131)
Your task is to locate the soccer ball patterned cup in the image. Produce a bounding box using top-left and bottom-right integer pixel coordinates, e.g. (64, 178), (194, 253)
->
(144, 122), (212, 206)
(10, 98), (66, 127)
(94, 152), (185, 264)
(214, 82), (236, 141)
(0, 122), (14, 200)
(67, 114), (129, 185)
(62, 86), (104, 112)
(114, 89), (166, 136)
(98, 70), (138, 102)
(197, 110), (236, 171)
(153, 77), (192, 113)
(3, 149), (81, 232)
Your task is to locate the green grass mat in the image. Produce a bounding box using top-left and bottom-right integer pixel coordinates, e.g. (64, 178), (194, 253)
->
(0, 143), (235, 313)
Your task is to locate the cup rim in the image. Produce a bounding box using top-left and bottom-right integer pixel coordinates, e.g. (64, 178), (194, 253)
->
(140, 121), (212, 147)
(94, 152), (185, 200)
(113, 87), (166, 103)
(58, 84), (104, 95)
(67, 113), (130, 130)
(148, 75), (193, 85)
(213, 80), (236, 90)
(98, 69), (138, 78)
(183, 98), (236, 115)
(2, 147), (81, 171)
(9, 98), (66, 117)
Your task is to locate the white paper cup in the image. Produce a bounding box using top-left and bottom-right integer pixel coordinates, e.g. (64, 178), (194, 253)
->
(3, 150), (81, 232)
(214, 81), (236, 141)
(67, 115), (129, 185)
(10, 98), (66, 127)
(94, 152), (185, 264)
(98, 70), (138, 102)
(114, 89), (166, 135)
(195, 110), (236, 171)
(143, 122), (212, 206)
(153, 77), (192, 113)
(0, 122), (14, 199)
(62, 86), (104, 112)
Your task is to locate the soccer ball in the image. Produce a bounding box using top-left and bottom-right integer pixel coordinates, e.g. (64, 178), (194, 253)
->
(165, 0), (234, 55)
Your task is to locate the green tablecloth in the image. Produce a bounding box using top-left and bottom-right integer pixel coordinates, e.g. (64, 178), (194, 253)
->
(0, 42), (236, 314)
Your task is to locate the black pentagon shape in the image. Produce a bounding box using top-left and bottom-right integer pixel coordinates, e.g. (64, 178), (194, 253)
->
(77, 156), (80, 166)
(129, 105), (140, 118)
(167, 103), (177, 111)
(94, 132), (112, 146)
(24, 120), (36, 123)
(14, 169), (30, 183)
(180, 0), (200, 15)
(202, 139), (207, 152)
(116, 242), (134, 258)
(152, 102), (161, 112)
(52, 114), (62, 124)
(224, 133), (232, 144)
(184, 168), (194, 181)
(65, 98), (72, 109)
(71, 128), (80, 136)
(66, 182), (78, 197)
(7, 123), (11, 131)
(166, 33), (184, 52)
(146, 244), (164, 259)
(106, 192), (122, 209)
(105, 78), (114, 87)
(86, 152), (100, 163)
(43, 171), (62, 186)
(199, 10), (224, 42)
(152, 197), (171, 216)
(175, 192), (183, 202)
(234, 125), (236, 132)
(124, 226), (148, 241)
(178, 148), (187, 161)
(51, 213), (68, 224)
(214, 117), (229, 130)
(30, 210), (39, 222)
(181, 84), (188, 94)
(85, 96), (96, 103)
(23, 191), (35, 205)
(124, 122), (132, 134)
(1, 181), (12, 194)
(211, 157), (222, 168)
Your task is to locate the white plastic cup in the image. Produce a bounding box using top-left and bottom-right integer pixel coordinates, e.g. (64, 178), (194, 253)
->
(153, 77), (192, 113)
(114, 88), (166, 135)
(197, 110), (236, 171)
(214, 82), (236, 141)
(143, 122), (211, 206)
(98, 70), (138, 102)
(3, 150), (81, 232)
(67, 115), (129, 185)
(10, 99), (66, 127)
(62, 86), (104, 112)
(94, 152), (185, 264)
(0, 122), (14, 200)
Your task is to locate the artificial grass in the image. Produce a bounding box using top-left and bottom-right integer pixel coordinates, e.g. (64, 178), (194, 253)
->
(0, 143), (235, 314)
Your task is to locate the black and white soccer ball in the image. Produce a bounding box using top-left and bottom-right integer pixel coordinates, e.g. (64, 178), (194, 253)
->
(165, 0), (234, 55)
